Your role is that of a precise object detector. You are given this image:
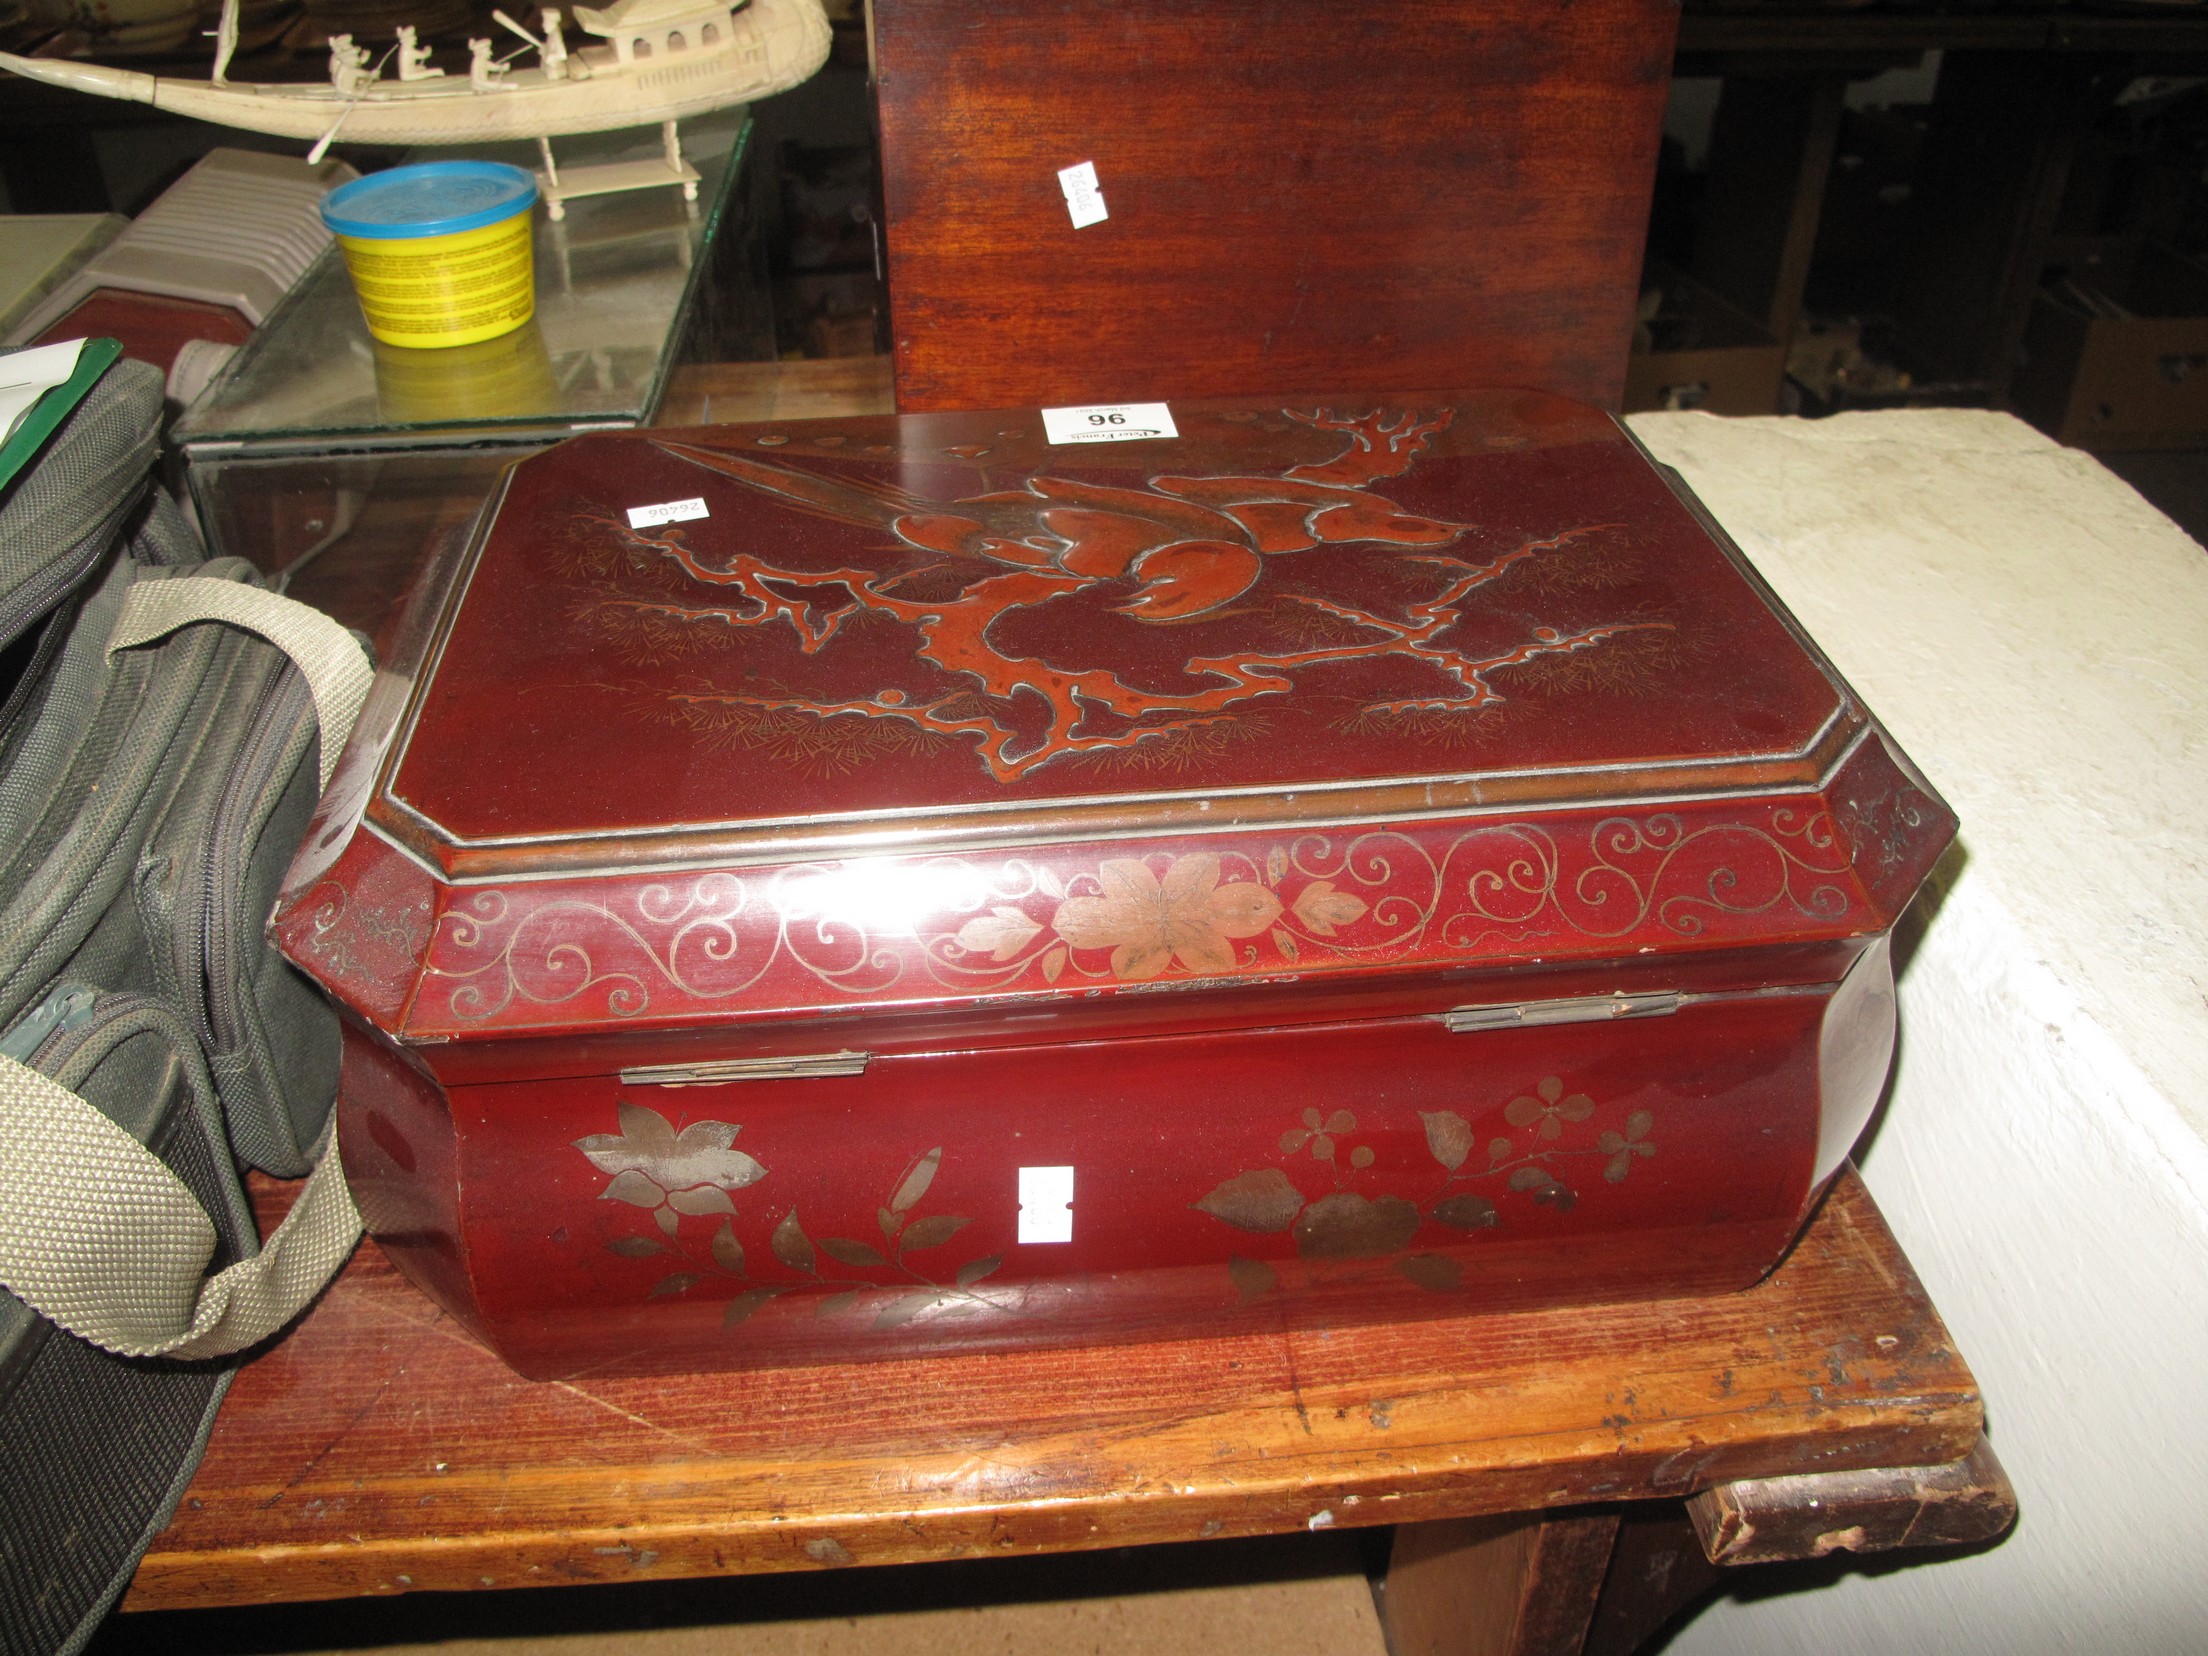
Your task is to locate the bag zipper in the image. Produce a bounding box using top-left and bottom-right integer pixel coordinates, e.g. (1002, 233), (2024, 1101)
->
(196, 665), (308, 1055)
(0, 980), (99, 1061)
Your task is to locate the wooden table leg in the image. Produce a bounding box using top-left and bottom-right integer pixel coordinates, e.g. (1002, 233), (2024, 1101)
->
(1580, 1504), (1724, 1656)
(1381, 1511), (1623, 1656)
(1387, 1437), (2014, 1656)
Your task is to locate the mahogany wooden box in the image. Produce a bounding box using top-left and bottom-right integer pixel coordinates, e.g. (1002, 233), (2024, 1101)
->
(870, 0), (1677, 412)
(274, 391), (1953, 1379)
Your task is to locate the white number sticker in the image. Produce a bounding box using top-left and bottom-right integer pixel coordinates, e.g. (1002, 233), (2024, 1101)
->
(1040, 402), (1178, 445)
(1057, 160), (1108, 229)
(626, 497), (709, 529)
(1017, 1165), (1075, 1244)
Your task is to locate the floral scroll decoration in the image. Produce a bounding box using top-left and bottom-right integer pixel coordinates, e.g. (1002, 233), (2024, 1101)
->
(575, 1106), (1006, 1331)
(1192, 1078), (1656, 1299)
(995, 850), (1361, 983)
(937, 813), (1853, 993)
(414, 808), (1862, 1030)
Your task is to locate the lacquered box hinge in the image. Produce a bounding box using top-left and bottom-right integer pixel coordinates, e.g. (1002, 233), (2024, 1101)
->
(617, 1051), (872, 1085)
(1442, 992), (1681, 1034)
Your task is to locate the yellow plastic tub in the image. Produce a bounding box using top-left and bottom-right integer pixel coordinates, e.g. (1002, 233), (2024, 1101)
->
(320, 161), (539, 350)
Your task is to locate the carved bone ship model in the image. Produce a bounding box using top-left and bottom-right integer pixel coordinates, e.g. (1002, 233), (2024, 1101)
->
(0, 0), (829, 212)
(275, 392), (1956, 1378)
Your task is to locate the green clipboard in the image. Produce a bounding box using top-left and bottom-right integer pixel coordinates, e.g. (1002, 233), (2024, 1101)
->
(0, 338), (123, 498)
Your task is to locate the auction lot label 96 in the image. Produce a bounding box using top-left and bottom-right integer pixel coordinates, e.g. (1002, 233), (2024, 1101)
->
(1040, 402), (1179, 445)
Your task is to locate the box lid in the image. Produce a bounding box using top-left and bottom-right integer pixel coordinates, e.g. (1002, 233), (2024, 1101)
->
(276, 390), (1953, 1047)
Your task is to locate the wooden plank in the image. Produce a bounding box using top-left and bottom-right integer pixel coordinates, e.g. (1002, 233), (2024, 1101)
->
(870, 0), (1676, 412)
(1687, 1434), (2017, 1565)
(123, 1170), (1981, 1612)
(1383, 1512), (1619, 1656)
(1581, 1503), (1722, 1656)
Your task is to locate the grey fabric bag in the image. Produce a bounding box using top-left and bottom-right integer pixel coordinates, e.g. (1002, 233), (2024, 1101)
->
(0, 352), (346, 1180)
(0, 999), (252, 1656)
(124, 563), (339, 1179)
(0, 352), (369, 1655)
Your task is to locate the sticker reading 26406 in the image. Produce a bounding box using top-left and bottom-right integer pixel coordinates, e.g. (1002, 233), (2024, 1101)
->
(626, 497), (709, 529)
(1039, 402), (1178, 445)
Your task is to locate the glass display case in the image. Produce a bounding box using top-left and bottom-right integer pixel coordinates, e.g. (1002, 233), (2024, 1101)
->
(176, 115), (765, 591)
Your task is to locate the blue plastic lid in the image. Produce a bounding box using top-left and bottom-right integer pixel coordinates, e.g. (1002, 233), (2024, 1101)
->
(320, 161), (538, 240)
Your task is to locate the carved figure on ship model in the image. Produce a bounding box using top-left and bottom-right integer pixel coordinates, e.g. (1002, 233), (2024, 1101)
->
(395, 25), (443, 80)
(535, 8), (579, 78)
(468, 35), (515, 90)
(327, 32), (376, 96)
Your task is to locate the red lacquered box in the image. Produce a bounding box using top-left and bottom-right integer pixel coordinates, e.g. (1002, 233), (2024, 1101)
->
(274, 391), (1953, 1379)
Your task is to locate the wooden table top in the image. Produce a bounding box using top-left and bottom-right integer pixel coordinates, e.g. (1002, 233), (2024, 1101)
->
(131, 361), (1981, 1616)
(125, 1169), (1980, 1612)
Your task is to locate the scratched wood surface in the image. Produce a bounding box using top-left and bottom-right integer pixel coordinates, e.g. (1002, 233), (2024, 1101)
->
(124, 1170), (1979, 1611)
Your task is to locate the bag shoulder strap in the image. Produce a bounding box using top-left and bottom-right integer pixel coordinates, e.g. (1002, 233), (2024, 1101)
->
(0, 579), (372, 1358)
(108, 575), (371, 791)
(0, 1052), (359, 1359)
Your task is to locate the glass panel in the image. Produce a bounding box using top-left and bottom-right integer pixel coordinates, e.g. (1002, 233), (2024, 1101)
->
(175, 114), (752, 450)
(187, 447), (524, 651)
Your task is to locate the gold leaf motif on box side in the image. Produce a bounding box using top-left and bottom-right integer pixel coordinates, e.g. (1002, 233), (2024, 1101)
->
(1293, 1192), (1421, 1260)
(603, 1169), (663, 1208)
(1419, 1110), (1473, 1172)
(819, 1236), (886, 1268)
(900, 1214), (971, 1252)
(1194, 1168), (1306, 1233)
(1229, 1255), (1278, 1301)
(891, 1147), (941, 1213)
(615, 1099), (677, 1154)
(1432, 1193), (1499, 1231)
(956, 1254), (1002, 1287)
(668, 1186), (736, 1217)
(953, 906), (1043, 961)
(710, 1221), (744, 1275)
(772, 1208), (815, 1271)
(874, 1289), (945, 1331)
(1291, 881), (1367, 937)
(1054, 854), (1282, 980)
(579, 1104), (763, 1193)
(722, 1287), (776, 1327)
